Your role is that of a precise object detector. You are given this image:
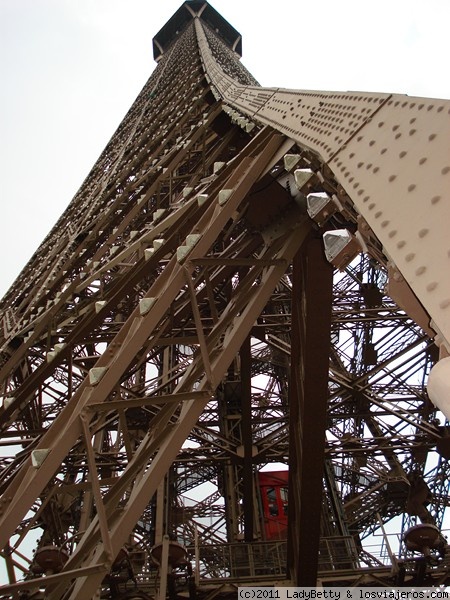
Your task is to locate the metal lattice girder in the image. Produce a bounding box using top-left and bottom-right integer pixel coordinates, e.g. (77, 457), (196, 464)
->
(1, 2), (450, 597)
(195, 17), (450, 350)
(0, 118), (311, 597)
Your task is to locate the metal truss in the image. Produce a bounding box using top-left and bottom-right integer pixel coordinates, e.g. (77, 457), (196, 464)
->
(0, 2), (449, 598)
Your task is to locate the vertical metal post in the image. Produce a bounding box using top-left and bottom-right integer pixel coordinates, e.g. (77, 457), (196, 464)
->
(4, 544), (16, 584)
(241, 336), (254, 542)
(287, 237), (333, 585)
(157, 534), (170, 600)
(154, 481), (166, 545)
(377, 512), (399, 573)
(194, 524), (200, 586)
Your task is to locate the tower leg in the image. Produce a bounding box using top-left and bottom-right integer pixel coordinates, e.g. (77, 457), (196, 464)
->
(287, 237), (333, 585)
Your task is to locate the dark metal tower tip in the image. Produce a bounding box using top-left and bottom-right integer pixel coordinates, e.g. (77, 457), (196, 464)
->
(152, 1), (242, 61)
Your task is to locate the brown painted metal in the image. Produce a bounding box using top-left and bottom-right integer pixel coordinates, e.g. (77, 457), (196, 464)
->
(0, 3), (449, 598)
(240, 336), (255, 543)
(287, 237), (333, 585)
(196, 17), (450, 351)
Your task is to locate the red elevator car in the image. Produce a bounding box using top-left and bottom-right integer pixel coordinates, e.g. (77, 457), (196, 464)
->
(258, 471), (289, 540)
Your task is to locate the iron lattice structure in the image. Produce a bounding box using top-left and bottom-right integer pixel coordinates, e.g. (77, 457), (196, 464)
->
(1, 2), (450, 598)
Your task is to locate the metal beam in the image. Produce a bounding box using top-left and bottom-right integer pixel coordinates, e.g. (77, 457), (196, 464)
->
(288, 237), (333, 585)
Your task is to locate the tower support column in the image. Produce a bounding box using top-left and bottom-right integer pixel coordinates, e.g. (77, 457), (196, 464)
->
(288, 237), (333, 585)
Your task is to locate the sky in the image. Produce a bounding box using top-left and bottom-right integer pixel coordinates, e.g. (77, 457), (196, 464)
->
(0, 0), (449, 298)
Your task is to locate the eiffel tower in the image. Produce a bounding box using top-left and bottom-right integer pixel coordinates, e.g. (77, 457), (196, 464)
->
(1, 2), (449, 598)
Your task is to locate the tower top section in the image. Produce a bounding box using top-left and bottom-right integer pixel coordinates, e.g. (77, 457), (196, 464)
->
(152, 1), (242, 61)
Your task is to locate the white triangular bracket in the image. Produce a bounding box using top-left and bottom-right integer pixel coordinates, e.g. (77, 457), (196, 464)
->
(95, 301), (107, 314)
(47, 351), (57, 363)
(153, 239), (165, 251)
(2, 397), (14, 409)
(218, 189), (233, 206)
(294, 168), (314, 189)
(186, 234), (201, 248)
(153, 209), (165, 222)
(89, 367), (108, 386)
(284, 154), (301, 172)
(31, 449), (50, 468)
(177, 245), (190, 263)
(139, 297), (156, 316)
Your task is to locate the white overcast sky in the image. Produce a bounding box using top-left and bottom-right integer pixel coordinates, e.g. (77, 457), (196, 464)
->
(1, 0), (449, 298)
